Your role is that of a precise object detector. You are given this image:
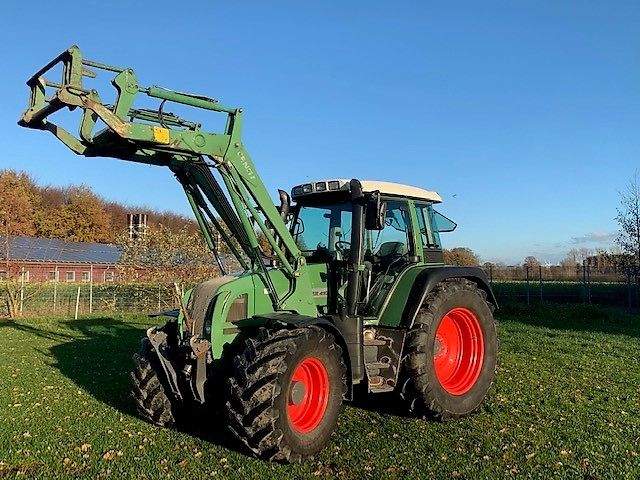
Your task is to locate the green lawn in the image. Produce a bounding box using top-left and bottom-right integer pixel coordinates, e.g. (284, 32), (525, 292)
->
(0, 304), (639, 479)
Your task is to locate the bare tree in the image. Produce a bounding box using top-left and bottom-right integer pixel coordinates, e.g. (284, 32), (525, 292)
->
(523, 256), (540, 269)
(560, 248), (593, 267)
(117, 225), (234, 284)
(615, 172), (640, 276)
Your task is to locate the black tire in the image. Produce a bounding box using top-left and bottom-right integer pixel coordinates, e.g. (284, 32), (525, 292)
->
(130, 338), (176, 427)
(226, 326), (347, 462)
(400, 278), (497, 419)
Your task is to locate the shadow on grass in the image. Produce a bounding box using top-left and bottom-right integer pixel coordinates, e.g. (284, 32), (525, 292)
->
(4, 303), (634, 456)
(496, 302), (640, 338)
(349, 390), (412, 419)
(0, 316), (239, 452)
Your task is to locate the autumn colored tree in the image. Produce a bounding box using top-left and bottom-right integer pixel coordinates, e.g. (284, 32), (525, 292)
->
(34, 186), (112, 242)
(0, 171), (43, 317)
(443, 247), (480, 266)
(1, 169), (205, 244)
(105, 201), (198, 239)
(0, 170), (40, 237)
(61, 186), (113, 242)
(34, 185), (72, 240)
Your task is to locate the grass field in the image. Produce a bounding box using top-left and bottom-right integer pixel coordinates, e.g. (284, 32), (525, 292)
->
(1, 304), (639, 479)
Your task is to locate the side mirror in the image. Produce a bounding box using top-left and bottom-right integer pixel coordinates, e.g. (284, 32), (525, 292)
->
(365, 194), (386, 230)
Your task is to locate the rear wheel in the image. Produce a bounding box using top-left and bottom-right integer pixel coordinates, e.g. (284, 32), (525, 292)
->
(226, 326), (346, 462)
(400, 279), (497, 419)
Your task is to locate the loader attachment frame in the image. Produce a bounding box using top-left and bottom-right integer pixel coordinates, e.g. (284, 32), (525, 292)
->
(19, 45), (314, 312)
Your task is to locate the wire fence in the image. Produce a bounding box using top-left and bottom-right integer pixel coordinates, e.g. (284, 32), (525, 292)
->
(0, 282), (182, 318)
(484, 264), (639, 309)
(1, 264), (638, 318)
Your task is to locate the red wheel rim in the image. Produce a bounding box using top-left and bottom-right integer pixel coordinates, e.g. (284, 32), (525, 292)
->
(433, 307), (484, 395)
(287, 357), (330, 433)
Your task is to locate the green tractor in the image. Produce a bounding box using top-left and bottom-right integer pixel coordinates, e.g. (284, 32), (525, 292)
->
(19, 46), (498, 462)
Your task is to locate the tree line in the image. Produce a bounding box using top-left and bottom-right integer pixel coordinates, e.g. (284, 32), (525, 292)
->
(1, 167), (638, 273)
(443, 247), (619, 269)
(0, 169), (198, 243)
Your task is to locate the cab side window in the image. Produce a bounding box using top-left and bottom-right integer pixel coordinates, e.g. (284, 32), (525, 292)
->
(368, 199), (414, 263)
(415, 203), (441, 249)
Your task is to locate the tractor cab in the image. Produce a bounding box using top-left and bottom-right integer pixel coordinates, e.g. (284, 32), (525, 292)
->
(289, 179), (457, 319)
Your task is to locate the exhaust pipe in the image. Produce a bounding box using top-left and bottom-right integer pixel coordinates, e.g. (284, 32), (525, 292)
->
(278, 189), (290, 221)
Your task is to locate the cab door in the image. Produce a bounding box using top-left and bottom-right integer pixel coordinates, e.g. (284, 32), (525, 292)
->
(362, 198), (418, 316)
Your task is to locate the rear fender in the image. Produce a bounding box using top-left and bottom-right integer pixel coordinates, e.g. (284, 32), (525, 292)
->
(403, 266), (497, 329)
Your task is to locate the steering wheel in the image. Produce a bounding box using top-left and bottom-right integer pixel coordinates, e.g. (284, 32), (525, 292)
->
(334, 240), (351, 255)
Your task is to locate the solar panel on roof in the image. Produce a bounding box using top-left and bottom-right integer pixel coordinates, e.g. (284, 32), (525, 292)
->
(0, 236), (122, 264)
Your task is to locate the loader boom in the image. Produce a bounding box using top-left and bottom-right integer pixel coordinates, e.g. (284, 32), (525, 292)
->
(18, 45), (312, 311)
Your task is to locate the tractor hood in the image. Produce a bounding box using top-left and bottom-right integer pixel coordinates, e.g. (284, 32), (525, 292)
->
(186, 275), (237, 337)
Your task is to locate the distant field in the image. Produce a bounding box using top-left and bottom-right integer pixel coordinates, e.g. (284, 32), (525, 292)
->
(1, 304), (639, 479)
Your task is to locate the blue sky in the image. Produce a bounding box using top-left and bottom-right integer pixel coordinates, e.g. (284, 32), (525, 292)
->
(0, 1), (637, 264)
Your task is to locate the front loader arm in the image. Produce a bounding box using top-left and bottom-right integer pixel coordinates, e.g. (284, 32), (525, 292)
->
(18, 45), (312, 311)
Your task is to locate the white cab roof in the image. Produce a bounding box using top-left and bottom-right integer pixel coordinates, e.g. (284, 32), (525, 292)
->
(359, 180), (442, 203)
(291, 179), (441, 203)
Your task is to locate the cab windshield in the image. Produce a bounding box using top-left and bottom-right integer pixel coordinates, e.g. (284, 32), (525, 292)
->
(293, 203), (353, 261)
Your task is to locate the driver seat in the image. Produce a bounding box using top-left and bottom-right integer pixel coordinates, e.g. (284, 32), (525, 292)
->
(373, 241), (407, 272)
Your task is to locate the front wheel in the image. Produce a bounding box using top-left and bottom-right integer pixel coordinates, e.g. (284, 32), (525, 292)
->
(400, 279), (497, 419)
(130, 338), (177, 427)
(226, 326), (346, 462)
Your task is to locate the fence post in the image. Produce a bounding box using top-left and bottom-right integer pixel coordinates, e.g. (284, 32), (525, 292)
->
(636, 267), (640, 309)
(157, 284), (161, 311)
(525, 265), (530, 305)
(53, 278), (57, 313)
(19, 266), (25, 314)
(89, 264), (93, 314)
(627, 267), (633, 311)
(74, 286), (81, 320)
(539, 265), (543, 302)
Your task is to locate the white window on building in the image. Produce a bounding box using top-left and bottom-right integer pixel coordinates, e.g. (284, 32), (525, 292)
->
(0, 271), (7, 281)
(104, 271), (115, 282)
(48, 271), (59, 282)
(81, 271), (91, 282)
(66, 271), (75, 282)
(19, 270), (29, 283)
